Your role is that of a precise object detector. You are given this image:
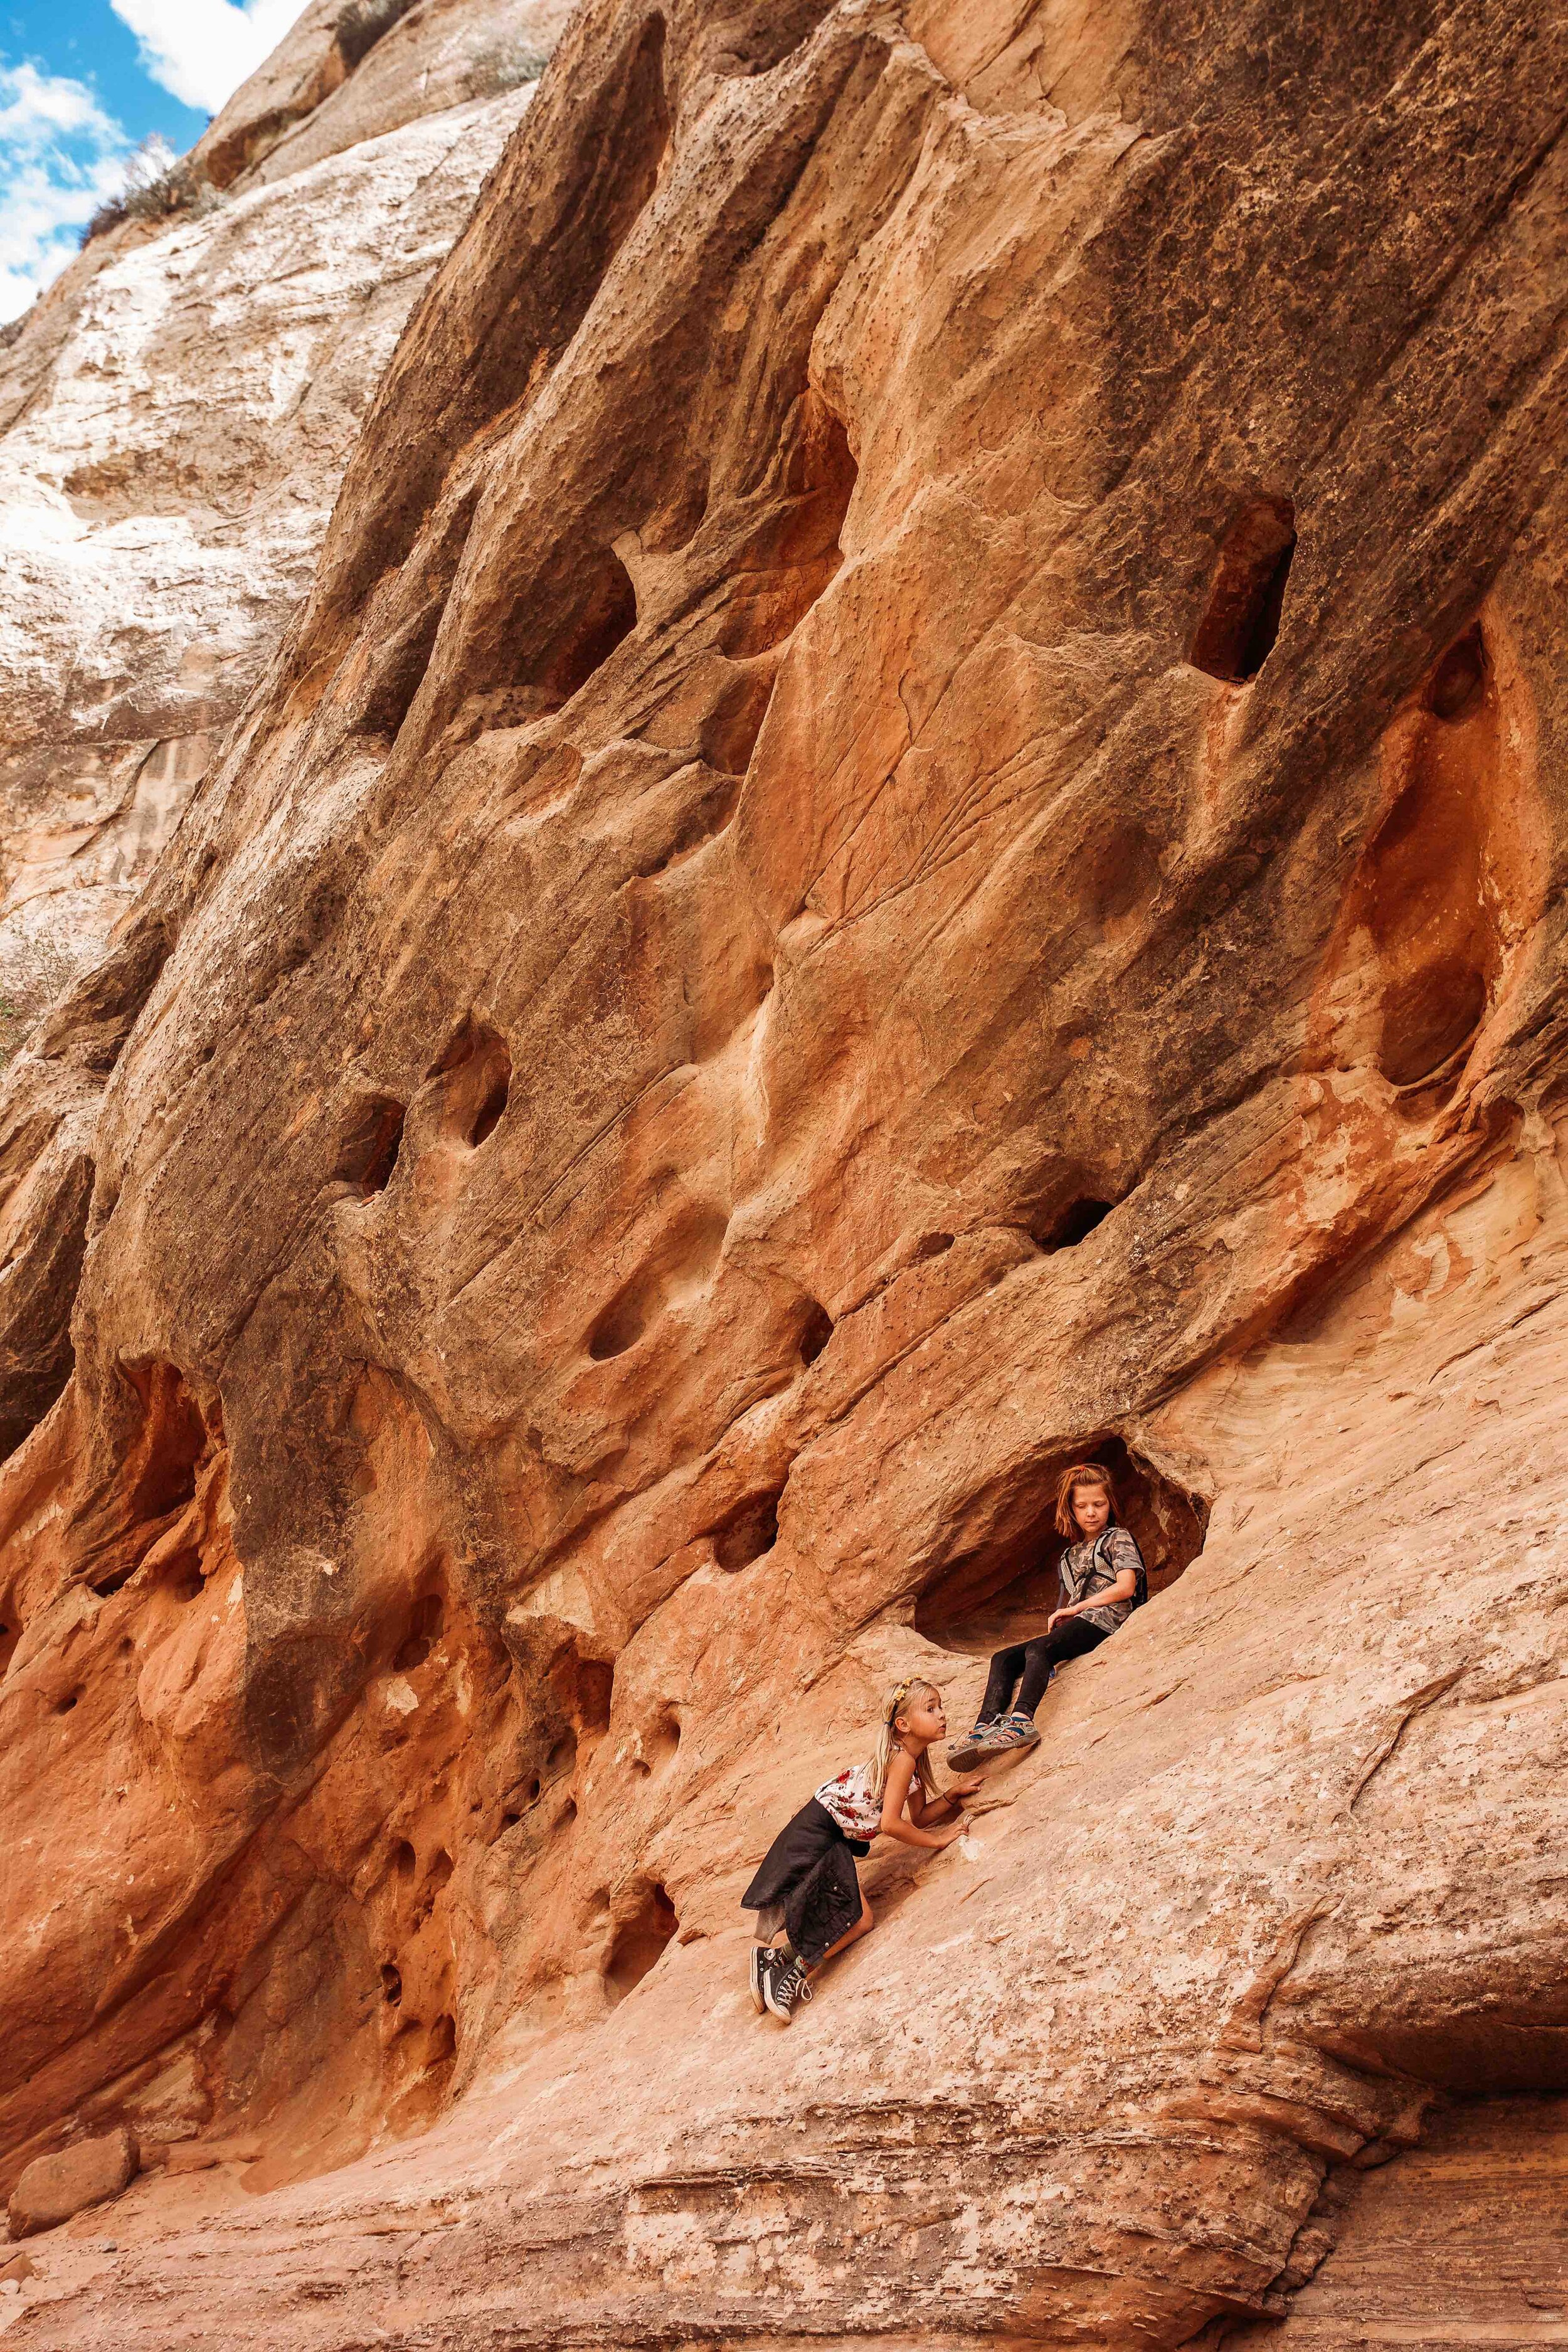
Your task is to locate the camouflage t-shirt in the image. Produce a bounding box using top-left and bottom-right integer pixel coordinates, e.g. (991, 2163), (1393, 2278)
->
(1058, 1525), (1144, 1635)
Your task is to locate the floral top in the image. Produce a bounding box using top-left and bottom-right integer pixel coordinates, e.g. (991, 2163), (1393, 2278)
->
(1059, 1524), (1145, 1634)
(813, 1760), (884, 1840)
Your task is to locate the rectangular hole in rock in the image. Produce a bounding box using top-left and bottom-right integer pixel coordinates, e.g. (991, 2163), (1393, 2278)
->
(1189, 496), (1296, 682)
(711, 1485), (783, 1572)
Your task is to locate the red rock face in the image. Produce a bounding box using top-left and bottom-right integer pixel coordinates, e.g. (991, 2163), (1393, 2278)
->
(1, 0), (1567, 2340)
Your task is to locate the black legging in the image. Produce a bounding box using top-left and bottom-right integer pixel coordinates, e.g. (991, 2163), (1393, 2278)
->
(981, 1618), (1110, 1720)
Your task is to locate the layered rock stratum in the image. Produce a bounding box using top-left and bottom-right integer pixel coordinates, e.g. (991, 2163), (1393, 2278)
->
(1, 0), (1566, 2343)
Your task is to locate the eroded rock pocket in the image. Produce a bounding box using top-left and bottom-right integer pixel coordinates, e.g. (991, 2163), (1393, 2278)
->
(1189, 495), (1296, 682)
(915, 1436), (1208, 1660)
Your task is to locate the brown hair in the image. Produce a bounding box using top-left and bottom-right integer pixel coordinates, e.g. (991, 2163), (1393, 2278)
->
(1054, 1461), (1119, 1538)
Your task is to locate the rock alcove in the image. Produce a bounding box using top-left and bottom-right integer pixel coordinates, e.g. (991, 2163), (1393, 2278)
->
(914, 1436), (1209, 1660)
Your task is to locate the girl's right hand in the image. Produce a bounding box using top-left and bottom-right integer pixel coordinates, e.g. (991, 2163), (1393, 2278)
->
(937, 1820), (965, 1847)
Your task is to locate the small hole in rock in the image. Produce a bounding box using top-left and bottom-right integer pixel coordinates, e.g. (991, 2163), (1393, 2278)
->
(469, 1073), (509, 1146)
(429, 1019), (512, 1148)
(426, 1849), (453, 1895)
(587, 1291), (647, 1361)
(1190, 496), (1296, 682)
(393, 1592), (444, 1673)
(425, 2013), (457, 2068)
(500, 1809), (521, 1833)
(575, 1659), (614, 1734)
(1427, 623), (1486, 723)
(1037, 1198), (1115, 1251)
(712, 1487), (783, 1572)
(336, 1095), (406, 1195)
(910, 1231), (955, 1264)
(559, 1796), (578, 1826)
(380, 1963), (402, 2006)
(526, 1775), (542, 1804)
(606, 1882), (679, 2001)
(391, 1838), (416, 1879)
(56, 1688), (81, 1714)
(797, 1301), (834, 1366)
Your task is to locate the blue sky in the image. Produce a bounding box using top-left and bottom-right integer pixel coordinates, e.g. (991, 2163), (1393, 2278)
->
(0, 0), (309, 319)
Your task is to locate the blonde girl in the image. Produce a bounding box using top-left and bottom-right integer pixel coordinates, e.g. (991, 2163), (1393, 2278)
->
(741, 1678), (981, 2023)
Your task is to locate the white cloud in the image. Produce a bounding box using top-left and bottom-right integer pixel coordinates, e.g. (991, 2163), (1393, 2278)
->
(108, 0), (312, 116)
(0, 63), (135, 323)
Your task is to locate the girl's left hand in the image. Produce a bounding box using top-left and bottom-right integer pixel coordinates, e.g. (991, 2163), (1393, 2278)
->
(949, 1774), (985, 1798)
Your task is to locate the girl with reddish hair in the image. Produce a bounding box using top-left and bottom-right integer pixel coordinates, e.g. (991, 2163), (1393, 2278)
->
(947, 1461), (1147, 1767)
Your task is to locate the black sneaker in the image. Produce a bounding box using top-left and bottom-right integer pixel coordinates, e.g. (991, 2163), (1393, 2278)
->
(749, 1944), (776, 2015)
(763, 1958), (813, 2022)
(946, 1719), (997, 1771)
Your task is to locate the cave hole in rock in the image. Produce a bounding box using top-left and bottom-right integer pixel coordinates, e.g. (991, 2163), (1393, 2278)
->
(1037, 1197), (1116, 1251)
(169, 1557), (206, 1604)
(494, 546), (638, 724)
(584, 1204), (729, 1361)
(911, 1231), (956, 1264)
(0, 1623), (18, 1678)
(88, 1362), (211, 1597)
(1189, 495), (1296, 682)
(391, 1838), (417, 1880)
(380, 1963), (402, 2007)
(575, 1658), (614, 1734)
(336, 1094), (406, 1195)
(1428, 622), (1488, 723)
(797, 1300), (834, 1367)
(393, 1591), (445, 1674)
(606, 1882), (679, 2001)
(914, 1435), (1208, 1660)
(126, 1360), (208, 1523)
(720, 392), (858, 657)
(427, 1017), (511, 1147)
(711, 1485), (783, 1572)
(635, 1707), (681, 1776)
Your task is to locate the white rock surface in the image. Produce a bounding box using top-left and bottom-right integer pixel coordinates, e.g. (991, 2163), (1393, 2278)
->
(0, 2), (557, 1052)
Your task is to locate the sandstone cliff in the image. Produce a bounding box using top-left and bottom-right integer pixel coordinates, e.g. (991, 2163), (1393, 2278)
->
(0, 0), (568, 1054)
(1, 0), (1567, 2343)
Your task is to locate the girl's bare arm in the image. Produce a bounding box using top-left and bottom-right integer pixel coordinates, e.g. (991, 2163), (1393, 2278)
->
(1048, 1565), (1136, 1628)
(878, 1750), (962, 1848)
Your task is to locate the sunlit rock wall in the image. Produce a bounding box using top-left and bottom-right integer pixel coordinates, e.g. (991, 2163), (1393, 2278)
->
(1, 0), (1566, 2343)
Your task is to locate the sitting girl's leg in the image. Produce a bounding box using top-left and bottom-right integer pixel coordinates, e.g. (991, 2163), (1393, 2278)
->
(978, 1641), (1028, 1724)
(1015, 1618), (1107, 1715)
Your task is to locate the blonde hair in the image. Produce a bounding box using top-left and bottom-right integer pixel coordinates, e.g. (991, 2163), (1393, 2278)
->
(1054, 1460), (1119, 1538)
(869, 1678), (941, 1803)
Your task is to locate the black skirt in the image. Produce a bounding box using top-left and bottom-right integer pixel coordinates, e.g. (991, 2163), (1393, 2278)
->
(741, 1798), (867, 1968)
